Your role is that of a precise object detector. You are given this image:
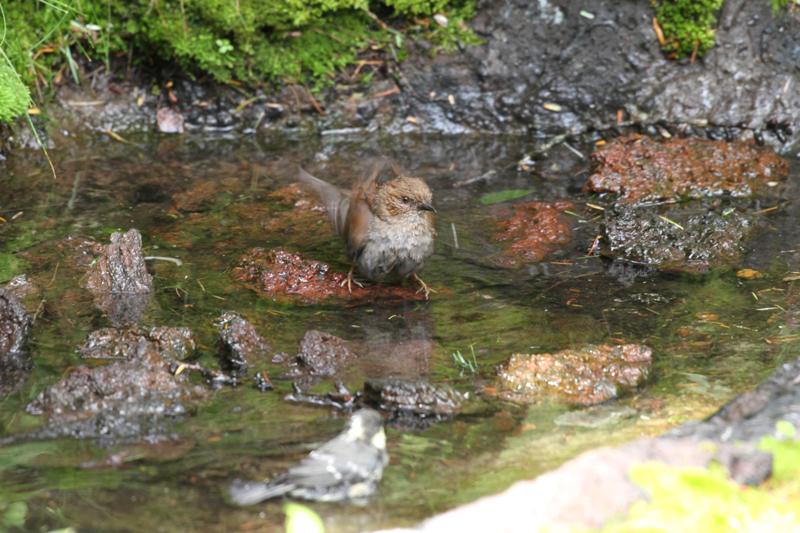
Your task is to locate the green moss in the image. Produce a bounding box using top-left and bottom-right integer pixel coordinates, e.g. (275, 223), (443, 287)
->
(0, 253), (27, 283)
(655, 0), (724, 59)
(0, 0), (478, 105)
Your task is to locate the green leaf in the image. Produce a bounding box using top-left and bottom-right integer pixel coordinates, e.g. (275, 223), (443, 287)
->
(284, 502), (324, 533)
(775, 420), (797, 439)
(478, 189), (535, 205)
(1, 501), (27, 529)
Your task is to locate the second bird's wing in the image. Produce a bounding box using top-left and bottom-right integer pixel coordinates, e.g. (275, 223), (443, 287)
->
(297, 166), (351, 236)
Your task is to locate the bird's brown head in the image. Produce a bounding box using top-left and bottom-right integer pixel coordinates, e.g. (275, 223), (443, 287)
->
(372, 176), (435, 221)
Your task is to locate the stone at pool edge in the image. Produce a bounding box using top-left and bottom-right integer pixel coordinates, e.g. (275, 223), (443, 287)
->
(232, 247), (429, 303)
(497, 344), (652, 406)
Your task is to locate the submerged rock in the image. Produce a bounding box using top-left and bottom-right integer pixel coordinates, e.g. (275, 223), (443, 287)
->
(585, 135), (788, 204)
(493, 201), (574, 267)
(80, 326), (195, 363)
(26, 339), (207, 441)
(554, 405), (638, 429)
(293, 330), (356, 377)
(498, 344), (652, 406)
(233, 248), (426, 303)
(602, 205), (752, 274)
(0, 288), (33, 396)
(363, 378), (464, 418)
(215, 312), (270, 374)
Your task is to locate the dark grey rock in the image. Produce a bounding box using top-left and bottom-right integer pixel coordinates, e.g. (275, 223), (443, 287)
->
(667, 357), (800, 443)
(215, 312), (270, 373)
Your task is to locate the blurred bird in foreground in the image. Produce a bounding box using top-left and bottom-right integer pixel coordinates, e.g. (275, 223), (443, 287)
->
(229, 409), (389, 505)
(297, 160), (436, 299)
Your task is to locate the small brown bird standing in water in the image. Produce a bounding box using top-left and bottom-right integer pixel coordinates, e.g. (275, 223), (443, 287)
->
(297, 161), (436, 298)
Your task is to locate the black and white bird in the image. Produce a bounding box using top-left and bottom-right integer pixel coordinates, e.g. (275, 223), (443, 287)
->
(229, 409), (389, 505)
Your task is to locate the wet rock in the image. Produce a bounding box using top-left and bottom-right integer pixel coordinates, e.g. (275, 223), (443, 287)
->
(1, 274), (38, 301)
(493, 201), (574, 267)
(215, 312), (270, 374)
(156, 107), (185, 134)
(554, 405), (638, 429)
(714, 445), (773, 487)
(0, 289), (31, 357)
(602, 205), (753, 274)
(80, 326), (195, 363)
(392, 1), (800, 150)
(584, 135), (788, 204)
(0, 288), (32, 396)
(26, 339), (207, 441)
(293, 330), (356, 377)
(498, 344), (652, 406)
(148, 327), (197, 361)
(84, 229), (153, 326)
(84, 229), (153, 294)
(232, 248), (426, 303)
(363, 379), (464, 418)
(668, 356), (800, 443)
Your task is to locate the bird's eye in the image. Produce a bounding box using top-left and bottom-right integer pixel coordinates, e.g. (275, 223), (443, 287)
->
(401, 196), (411, 203)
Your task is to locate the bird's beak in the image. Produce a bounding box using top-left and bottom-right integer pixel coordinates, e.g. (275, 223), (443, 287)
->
(418, 202), (436, 213)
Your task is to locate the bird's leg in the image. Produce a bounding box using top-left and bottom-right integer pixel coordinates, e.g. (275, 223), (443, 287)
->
(339, 266), (364, 293)
(412, 272), (435, 300)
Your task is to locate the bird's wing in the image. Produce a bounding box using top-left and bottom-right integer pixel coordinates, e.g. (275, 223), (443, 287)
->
(287, 439), (381, 489)
(344, 159), (390, 259)
(297, 167), (350, 236)
(229, 475), (295, 505)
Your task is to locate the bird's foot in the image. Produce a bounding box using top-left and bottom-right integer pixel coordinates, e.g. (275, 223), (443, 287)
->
(340, 267), (365, 294)
(412, 273), (436, 300)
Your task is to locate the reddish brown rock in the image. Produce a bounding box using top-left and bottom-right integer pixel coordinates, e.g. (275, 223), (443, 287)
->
(494, 201), (574, 266)
(584, 135), (788, 203)
(232, 248), (426, 303)
(498, 344), (652, 406)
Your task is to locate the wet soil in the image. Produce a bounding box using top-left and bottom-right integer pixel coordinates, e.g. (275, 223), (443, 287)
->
(0, 132), (799, 532)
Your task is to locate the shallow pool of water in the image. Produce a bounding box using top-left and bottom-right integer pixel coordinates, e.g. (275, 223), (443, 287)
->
(1, 132), (799, 532)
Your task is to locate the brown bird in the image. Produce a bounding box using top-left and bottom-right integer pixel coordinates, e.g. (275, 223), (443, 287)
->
(297, 161), (436, 298)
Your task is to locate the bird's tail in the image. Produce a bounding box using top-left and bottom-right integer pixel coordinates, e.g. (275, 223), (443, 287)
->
(297, 166), (348, 234)
(229, 478), (295, 506)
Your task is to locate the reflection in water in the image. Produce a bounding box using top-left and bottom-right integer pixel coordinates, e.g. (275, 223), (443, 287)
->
(354, 303), (435, 379)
